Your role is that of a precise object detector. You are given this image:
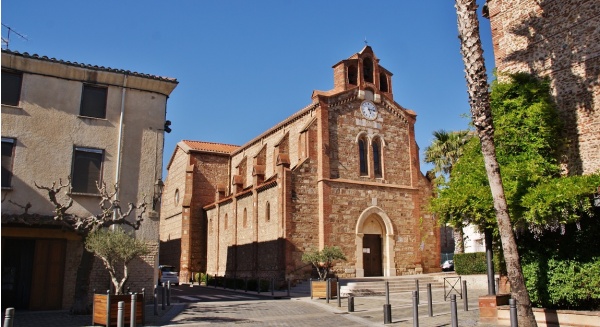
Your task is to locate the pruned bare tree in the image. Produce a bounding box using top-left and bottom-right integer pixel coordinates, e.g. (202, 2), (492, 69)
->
(34, 177), (148, 314)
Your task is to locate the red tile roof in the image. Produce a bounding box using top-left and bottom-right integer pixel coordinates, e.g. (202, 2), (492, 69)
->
(182, 140), (240, 154)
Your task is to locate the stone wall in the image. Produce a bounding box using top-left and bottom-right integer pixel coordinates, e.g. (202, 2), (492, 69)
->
(487, 0), (600, 175)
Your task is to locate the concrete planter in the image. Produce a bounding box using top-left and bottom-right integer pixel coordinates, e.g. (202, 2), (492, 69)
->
(92, 292), (144, 326)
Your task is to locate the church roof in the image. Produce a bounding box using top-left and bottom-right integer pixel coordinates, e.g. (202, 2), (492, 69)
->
(181, 140), (240, 154)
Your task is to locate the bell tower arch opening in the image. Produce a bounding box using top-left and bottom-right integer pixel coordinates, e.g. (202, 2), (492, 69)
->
(355, 206), (396, 277)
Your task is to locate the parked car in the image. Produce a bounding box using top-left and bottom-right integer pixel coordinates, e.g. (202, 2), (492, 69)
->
(441, 260), (454, 271)
(158, 265), (179, 285)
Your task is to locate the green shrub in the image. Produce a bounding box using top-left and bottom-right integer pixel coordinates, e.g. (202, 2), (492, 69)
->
(522, 256), (600, 309)
(454, 252), (486, 274)
(454, 252), (503, 275)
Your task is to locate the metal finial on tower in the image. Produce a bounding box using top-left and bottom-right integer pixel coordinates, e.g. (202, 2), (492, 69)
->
(364, 37), (368, 45)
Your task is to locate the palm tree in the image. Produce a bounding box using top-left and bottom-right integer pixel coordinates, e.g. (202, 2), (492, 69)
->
(424, 129), (471, 253)
(454, 0), (537, 326)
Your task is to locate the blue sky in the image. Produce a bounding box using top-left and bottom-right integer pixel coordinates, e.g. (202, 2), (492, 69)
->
(2, 0), (494, 176)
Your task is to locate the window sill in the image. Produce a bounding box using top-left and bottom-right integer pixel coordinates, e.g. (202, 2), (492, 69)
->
(68, 192), (101, 197)
(1, 104), (23, 110)
(77, 115), (107, 121)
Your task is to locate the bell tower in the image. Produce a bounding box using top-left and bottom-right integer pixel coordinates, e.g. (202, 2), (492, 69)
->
(331, 46), (394, 101)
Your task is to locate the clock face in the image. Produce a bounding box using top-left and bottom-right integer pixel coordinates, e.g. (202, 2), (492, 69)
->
(360, 101), (377, 120)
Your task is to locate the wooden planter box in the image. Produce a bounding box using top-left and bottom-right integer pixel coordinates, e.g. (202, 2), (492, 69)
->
(93, 293), (145, 326)
(311, 280), (338, 299)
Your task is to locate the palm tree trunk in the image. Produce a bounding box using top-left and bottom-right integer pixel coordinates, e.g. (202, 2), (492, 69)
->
(454, 1), (537, 326)
(453, 226), (464, 253)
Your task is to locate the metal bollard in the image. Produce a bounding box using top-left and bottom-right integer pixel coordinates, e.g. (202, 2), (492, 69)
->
(326, 278), (330, 303)
(450, 294), (458, 327)
(130, 293), (137, 327)
(348, 295), (355, 312)
(496, 277), (500, 293)
(509, 299), (518, 327)
(383, 281), (392, 324)
(141, 288), (145, 326)
(427, 283), (433, 317)
(4, 308), (14, 327)
(415, 279), (420, 305)
(462, 280), (468, 311)
(117, 301), (125, 327)
(161, 283), (166, 310)
(224, 277), (227, 289)
(127, 287), (131, 294)
(287, 279), (291, 297)
(337, 279), (341, 307)
(271, 278), (275, 296)
(106, 290), (111, 327)
(153, 286), (158, 315)
(412, 290), (419, 327)
(167, 281), (171, 306)
(258, 278), (261, 294)
(245, 277), (248, 292)
(310, 278), (313, 300)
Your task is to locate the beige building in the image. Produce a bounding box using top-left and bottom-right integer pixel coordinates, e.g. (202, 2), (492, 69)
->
(161, 46), (440, 283)
(485, 0), (600, 175)
(1, 49), (178, 310)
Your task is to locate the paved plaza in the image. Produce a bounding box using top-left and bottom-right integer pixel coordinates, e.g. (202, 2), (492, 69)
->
(6, 281), (499, 326)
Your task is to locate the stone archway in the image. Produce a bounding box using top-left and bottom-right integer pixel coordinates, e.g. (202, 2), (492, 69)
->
(355, 206), (396, 277)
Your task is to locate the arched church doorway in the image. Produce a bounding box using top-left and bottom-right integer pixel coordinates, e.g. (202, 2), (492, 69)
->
(355, 206), (396, 277)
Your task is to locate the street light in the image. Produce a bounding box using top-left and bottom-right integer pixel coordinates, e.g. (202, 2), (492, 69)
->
(153, 178), (164, 210)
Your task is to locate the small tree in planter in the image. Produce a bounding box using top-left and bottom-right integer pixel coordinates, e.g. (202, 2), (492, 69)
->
(301, 246), (347, 280)
(85, 226), (150, 295)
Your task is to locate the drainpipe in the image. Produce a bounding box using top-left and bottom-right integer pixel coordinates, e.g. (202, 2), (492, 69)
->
(115, 75), (128, 200)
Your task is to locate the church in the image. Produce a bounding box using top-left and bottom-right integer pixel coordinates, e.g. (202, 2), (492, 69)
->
(159, 46), (440, 283)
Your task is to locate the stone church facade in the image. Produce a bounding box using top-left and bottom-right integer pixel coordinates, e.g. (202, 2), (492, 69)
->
(160, 46), (439, 282)
(485, 0), (600, 175)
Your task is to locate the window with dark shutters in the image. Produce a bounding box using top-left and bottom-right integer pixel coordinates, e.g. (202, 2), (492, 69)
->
(71, 147), (103, 194)
(80, 84), (108, 118)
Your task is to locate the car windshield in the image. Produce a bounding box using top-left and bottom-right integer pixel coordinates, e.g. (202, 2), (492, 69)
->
(161, 266), (175, 272)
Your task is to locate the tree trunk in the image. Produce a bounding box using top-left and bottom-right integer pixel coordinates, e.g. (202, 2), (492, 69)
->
(70, 249), (95, 314)
(454, 1), (537, 326)
(453, 226), (464, 253)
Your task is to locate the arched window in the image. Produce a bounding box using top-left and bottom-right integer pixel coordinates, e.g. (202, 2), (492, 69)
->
(373, 138), (382, 178)
(359, 138), (368, 176)
(265, 202), (271, 222)
(243, 208), (248, 228)
(379, 72), (389, 92)
(363, 58), (374, 83)
(224, 214), (228, 230)
(348, 65), (357, 85)
(174, 189), (180, 206)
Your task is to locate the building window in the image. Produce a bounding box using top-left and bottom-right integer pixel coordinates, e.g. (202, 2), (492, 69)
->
(373, 138), (382, 178)
(265, 202), (270, 222)
(358, 138), (368, 176)
(71, 147), (103, 194)
(2, 70), (22, 106)
(348, 65), (357, 85)
(174, 189), (180, 206)
(363, 58), (374, 83)
(1, 138), (16, 188)
(380, 72), (389, 92)
(80, 84), (107, 118)
(243, 208), (248, 228)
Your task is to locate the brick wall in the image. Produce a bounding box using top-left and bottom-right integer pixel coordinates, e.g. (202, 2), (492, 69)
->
(487, 0), (600, 175)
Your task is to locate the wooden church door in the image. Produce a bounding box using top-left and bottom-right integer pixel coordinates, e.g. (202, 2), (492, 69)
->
(363, 234), (382, 276)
